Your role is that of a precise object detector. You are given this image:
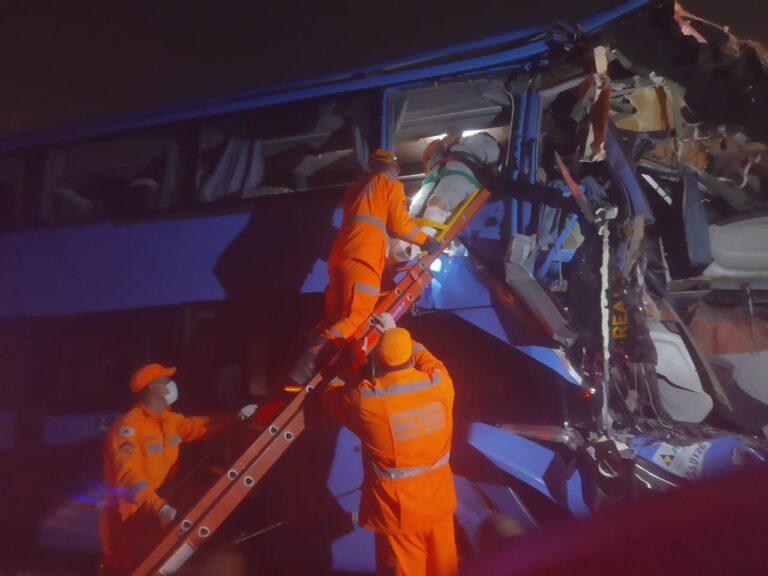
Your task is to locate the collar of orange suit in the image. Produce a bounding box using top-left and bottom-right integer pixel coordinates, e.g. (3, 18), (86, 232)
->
(136, 402), (171, 421)
(376, 357), (414, 375)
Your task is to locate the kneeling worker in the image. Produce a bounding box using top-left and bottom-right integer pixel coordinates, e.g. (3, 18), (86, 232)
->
(323, 313), (458, 576)
(100, 363), (258, 573)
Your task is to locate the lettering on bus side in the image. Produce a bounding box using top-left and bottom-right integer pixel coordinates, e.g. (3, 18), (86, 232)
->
(611, 295), (628, 340)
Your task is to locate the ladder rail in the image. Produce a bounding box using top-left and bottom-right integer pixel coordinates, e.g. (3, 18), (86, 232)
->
(132, 187), (491, 575)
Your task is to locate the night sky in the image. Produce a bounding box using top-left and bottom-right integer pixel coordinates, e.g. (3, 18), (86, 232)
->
(0, 0), (765, 139)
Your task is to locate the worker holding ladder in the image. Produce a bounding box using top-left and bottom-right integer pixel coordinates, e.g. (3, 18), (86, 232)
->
(323, 313), (458, 576)
(100, 363), (257, 574)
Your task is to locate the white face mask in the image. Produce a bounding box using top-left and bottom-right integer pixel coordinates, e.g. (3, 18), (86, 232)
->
(163, 381), (179, 406)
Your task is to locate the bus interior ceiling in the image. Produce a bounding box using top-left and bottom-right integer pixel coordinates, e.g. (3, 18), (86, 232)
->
(392, 77), (512, 192)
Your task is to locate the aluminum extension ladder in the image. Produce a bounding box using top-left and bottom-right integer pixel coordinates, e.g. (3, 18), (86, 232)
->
(132, 187), (491, 575)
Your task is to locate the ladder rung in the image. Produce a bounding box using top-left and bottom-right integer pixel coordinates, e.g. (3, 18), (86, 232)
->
(131, 188), (491, 575)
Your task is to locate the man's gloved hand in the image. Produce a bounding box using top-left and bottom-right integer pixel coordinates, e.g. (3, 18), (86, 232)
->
(238, 404), (259, 421)
(422, 236), (442, 255)
(158, 503), (177, 527)
(372, 312), (397, 333)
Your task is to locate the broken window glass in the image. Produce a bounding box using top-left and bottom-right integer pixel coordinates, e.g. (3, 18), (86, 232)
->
(196, 94), (373, 202)
(40, 130), (181, 225)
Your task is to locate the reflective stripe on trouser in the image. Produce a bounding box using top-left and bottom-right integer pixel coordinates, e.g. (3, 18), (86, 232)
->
(372, 451), (450, 481)
(287, 332), (335, 386)
(323, 259), (381, 341)
(374, 513), (457, 576)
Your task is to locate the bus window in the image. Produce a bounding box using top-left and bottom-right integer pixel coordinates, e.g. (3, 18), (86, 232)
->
(40, 131), (180, 225)
(388, 78), (513, 196)
(196, 94), (373, 203)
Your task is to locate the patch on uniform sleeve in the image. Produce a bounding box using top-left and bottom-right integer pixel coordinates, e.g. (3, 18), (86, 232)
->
(119, 441), (136, 454)
(118, 426), (135, 437)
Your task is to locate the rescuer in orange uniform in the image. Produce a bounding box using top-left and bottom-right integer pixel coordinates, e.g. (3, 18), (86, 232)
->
(323, 313), (458, 576)
(99, 363), (258, 574)
(289, 150), (442, 385)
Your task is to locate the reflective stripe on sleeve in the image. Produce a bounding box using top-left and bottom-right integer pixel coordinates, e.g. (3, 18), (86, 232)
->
(328, 326), (344, 340)
(360, 377), (435, 397)
(130, 480), (149, 496)
(350, 214), (388, 238)
(169, 434), (182, 446)
(146, 443), (163, 454)
(354, 282), (379, 295)
(402, 226), (420, 241)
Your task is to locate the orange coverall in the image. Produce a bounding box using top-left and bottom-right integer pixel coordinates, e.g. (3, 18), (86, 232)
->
(100, 404), (218, 572)
(323, 338), (458, 576)
(324, 173), (428, 341)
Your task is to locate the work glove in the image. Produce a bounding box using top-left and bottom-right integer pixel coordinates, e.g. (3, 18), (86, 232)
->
(238, 403), (259, 421)
(372, 312), (397, 333)
(158, 503), (177, 527)
(422, 236), (442, 255)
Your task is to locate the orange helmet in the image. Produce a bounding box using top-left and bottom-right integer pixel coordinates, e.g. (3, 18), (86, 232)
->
(368, 149), (398, 170)
(377, 328), (413, 367)
(129, 363), (176, 394)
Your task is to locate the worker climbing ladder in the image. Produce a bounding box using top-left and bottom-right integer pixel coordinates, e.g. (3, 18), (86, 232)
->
(131, 187), (492, 575)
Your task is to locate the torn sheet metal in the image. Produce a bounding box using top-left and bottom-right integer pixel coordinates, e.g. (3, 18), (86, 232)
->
(604, 122), (654, 223)
(612, 85), (674, 133)
(582, 46), (612, 162)
(554, 151), (595, 222)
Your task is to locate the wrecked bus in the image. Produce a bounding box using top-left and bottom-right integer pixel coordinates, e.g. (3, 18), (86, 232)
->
(1, 0), (767, 572)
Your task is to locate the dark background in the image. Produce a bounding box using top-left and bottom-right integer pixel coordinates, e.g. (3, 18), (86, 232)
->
(0, 0), (765, 140)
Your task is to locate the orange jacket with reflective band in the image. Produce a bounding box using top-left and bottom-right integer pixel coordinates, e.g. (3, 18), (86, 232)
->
(323, 341), (456, 534)
(329, 173), (428, 275)
(103, 404), (215, 519)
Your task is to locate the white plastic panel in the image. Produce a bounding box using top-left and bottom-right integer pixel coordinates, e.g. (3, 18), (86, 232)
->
(649, 321), (713, 423)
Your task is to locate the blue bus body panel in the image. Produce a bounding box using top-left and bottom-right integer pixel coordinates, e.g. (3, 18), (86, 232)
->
(468, 422), (558, 503)
(453, 474), (494, 550)
(2, 215), (242, 316)
(0, 195), (339, 317)
(476, 482), (540, 532)
(467, 422), (591, 516)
